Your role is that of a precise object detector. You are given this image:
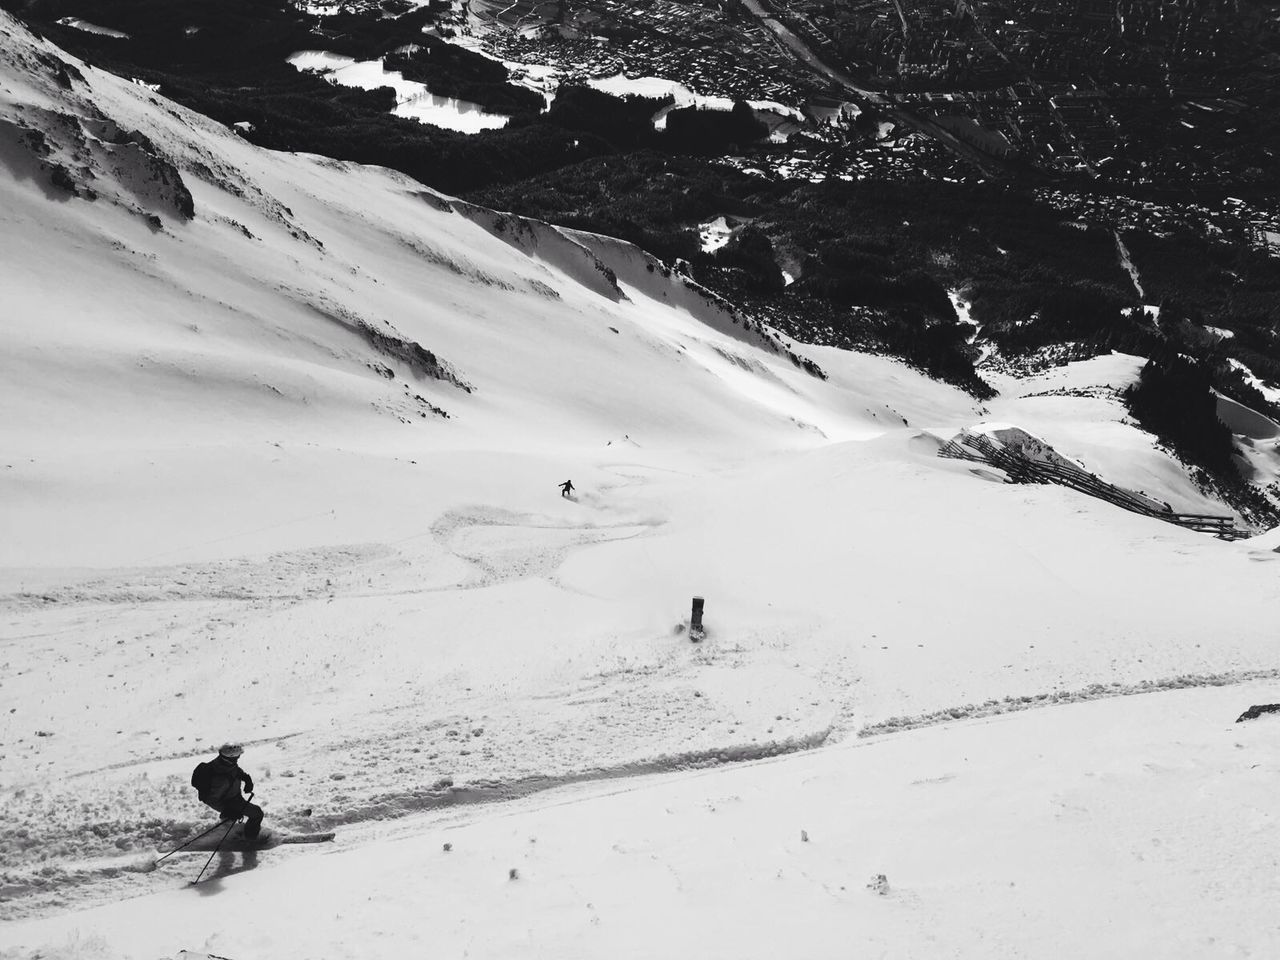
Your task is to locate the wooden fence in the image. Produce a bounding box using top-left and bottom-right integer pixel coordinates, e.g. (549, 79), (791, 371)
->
(939, 433), (1248, 540)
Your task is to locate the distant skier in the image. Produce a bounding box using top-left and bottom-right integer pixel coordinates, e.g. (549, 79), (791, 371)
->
(191, 743), (263, 840)
(559, 479), (574, 498)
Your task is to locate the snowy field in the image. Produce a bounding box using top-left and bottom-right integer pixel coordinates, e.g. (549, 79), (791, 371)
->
(288, 50), (512, 132)
(3, 11), (1280, 957)
(584, 74), (803, 136)
(8, 684), (1280, 960)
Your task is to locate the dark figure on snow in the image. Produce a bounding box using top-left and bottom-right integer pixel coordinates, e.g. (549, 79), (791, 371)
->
(192, 743), (263, 839)
(559, 479), (574, 498)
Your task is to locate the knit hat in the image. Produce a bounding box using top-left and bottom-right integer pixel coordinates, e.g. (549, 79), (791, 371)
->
(218, 743), (244, 759)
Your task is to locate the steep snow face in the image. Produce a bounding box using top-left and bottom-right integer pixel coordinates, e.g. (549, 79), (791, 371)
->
(0, 10), (897, 571)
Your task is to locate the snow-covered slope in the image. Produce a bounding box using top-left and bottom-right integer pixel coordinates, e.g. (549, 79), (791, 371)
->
(980, 354), (1227, 515)
(8, 685), (1280, 960)
(3, 12), (1280, 956)
(0, 10), (895, 572)
(978, 354), (1280, 523)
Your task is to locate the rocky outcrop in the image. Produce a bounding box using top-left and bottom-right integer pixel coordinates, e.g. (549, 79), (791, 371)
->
(0, 18), (194, 225)
(0, 103), (194, 223)
(1235, 704), (1280, 723)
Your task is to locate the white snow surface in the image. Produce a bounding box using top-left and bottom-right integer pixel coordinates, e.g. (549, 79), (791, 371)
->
(982, 353), (1232, 514)
(1230, 357), (1280, 408)
(288, 50), (510, 132)
(3, 13), (1280, 957)
(9, 684), (1280, 960)
(585, 73), (802, 132)
(54, 17), (129, 39)
(698, 215), (734, 253)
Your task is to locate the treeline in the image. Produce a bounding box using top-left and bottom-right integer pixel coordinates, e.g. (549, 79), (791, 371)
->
(527, 85), (771, 154)
(710, 180), (1139, 395)
(661, 101), (768, 154)
(384, 37), (543, 117)
(472, 154), (995, 396)
(541, 85), (673, 149)
(475, 168), (1146, 396)
(1125, 354), (1236, 478)
(473, 152), (782, 263)
(1120, 228), (1280, 396)
(477, 162), (1280, 415)
(1121, 230), (1280, 331)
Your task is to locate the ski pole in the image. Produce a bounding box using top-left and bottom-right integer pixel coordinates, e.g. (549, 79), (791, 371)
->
(155, 818), (231, 866)
(190, 818), (237, 885)
(191, 792), (253, 886)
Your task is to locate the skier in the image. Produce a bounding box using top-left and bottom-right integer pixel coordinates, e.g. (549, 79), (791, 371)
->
(191, 743), (263, 840)
(559, 479), (574, 498)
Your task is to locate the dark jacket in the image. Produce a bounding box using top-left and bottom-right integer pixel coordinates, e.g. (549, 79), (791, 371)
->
(191, 756), (253, 809)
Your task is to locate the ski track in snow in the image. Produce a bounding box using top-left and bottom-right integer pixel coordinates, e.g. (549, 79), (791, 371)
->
(6, 498), (1278, 925)
(0, 724), (835, 918)
(5, 453), (1280, 918)
(5, 668), (1277, 928)
(0, 498), (835, 917)
(428, 506), (659, 592)
(859, 667), (1280, 737)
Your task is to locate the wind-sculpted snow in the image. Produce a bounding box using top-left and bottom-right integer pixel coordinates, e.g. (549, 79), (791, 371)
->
(566, 227), (826, 380)
(299, 297), (472, 395)
(0, 105), (195, 222)
(443, 198), (627, 303)
(0, 26), (193, 226)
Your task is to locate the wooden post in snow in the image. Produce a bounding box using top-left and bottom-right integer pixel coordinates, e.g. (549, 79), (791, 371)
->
(690, 596), (705, 642)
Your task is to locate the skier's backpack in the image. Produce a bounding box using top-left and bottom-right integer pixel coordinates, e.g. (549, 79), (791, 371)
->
(191, 761), (211, 795)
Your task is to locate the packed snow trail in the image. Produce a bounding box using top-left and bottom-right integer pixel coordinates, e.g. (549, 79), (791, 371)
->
(9, 440), (1280, 917)
(4, 683), (1279, 959)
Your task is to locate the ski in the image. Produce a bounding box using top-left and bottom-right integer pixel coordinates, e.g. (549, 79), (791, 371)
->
(277, 832), (336, 845)
(162, 824), (336, 854)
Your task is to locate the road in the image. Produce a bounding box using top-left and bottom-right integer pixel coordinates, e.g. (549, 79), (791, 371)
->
(737, 0), (1006, 178)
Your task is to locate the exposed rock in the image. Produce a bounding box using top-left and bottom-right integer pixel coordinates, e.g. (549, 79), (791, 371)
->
(355, 321), (472, 393)
(1235, 704), (1280, 723)
(0, 99), (194, 220)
